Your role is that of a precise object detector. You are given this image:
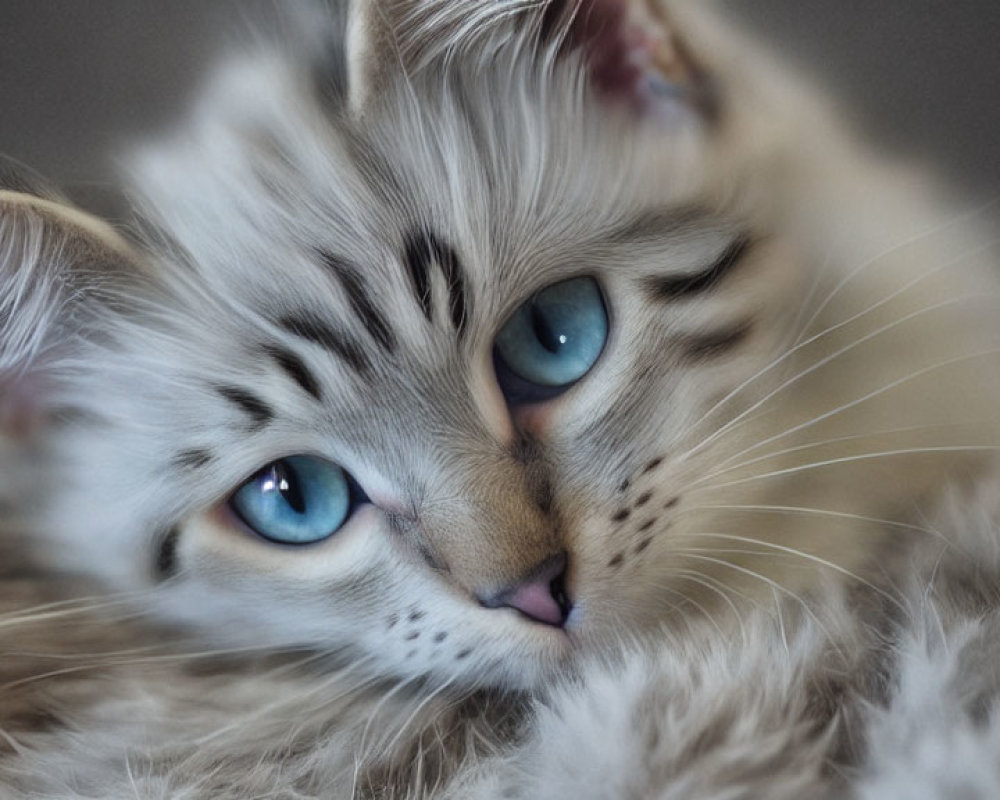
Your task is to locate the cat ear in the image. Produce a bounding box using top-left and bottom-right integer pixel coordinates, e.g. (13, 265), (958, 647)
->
(535, 0), (718, 125)
(344, 0), (717, 125)
(343, 0), (389, 117)
(0, 191), (142, 438)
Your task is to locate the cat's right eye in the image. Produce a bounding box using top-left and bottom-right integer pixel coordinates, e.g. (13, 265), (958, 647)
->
(493, 277), (609, 404)
(229, 455), (360, 545)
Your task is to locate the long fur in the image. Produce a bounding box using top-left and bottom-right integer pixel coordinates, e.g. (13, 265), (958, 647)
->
(2, 1), (1000, 796)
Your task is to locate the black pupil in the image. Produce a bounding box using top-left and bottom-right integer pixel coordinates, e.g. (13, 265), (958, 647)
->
(530, 303), (563, 354)
(270, 461), (306, 514)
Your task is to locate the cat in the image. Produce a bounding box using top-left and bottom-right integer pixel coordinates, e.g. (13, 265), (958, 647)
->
(2, 0), (1000, 796)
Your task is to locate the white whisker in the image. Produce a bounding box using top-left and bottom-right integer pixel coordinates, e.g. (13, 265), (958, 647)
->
(680, 552), (841, 649)
(773, 587), (790, 656)
(681, 529), (905, 613)
(703, 446), (1000, 491)
(680, 294), (996, 463)
(381, 676), (457, 760)
(788, 250), (834, 346)
(794, 199), (999, 341)
(651, 580), (727, 637)
(352, 675), (418, 795)
(682, 503), (947, 541)
(699, 348), (1000, 480)
(695, 422), (982, 487)
(677, 239), (997, 463)
(664, 567), (755, 638)
(0, 589), (165, 629)
(0, 643), (323, 693)
(193, 656), (378, 748)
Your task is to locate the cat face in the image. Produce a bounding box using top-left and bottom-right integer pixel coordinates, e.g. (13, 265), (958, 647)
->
(3, 0), (999, 691)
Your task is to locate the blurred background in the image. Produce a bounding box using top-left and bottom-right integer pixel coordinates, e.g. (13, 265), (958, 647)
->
(0, 1), (997, 220)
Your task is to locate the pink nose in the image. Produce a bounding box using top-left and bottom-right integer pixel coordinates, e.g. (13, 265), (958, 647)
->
(479, 553), (572, 627)
(504, 578), (567, 626)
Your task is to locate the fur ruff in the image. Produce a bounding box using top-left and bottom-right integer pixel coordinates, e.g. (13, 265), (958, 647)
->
(2, 477), (1000, 798)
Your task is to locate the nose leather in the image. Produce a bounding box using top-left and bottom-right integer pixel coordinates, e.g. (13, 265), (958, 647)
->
(504, 577), (566, 626)
(480, 552), (572, 627)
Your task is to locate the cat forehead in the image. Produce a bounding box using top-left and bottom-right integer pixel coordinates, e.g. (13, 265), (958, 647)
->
(137, 39), (713, 301)
(126, 20), (733, 488)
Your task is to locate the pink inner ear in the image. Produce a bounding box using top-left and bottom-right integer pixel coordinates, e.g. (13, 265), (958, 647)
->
(566, 0), (641, 96)
(0, 373), (48, 439)
(553, 0), (701, 121)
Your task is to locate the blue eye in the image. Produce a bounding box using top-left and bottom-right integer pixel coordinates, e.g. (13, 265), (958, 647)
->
(229, 455), (356, 545)
(493, 277), (608, 401)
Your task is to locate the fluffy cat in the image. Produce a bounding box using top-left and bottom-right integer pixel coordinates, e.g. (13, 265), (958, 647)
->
(2, 0), (1000, 796)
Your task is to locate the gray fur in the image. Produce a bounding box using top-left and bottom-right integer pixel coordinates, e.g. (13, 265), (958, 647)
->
(2, 0), (1000, 796)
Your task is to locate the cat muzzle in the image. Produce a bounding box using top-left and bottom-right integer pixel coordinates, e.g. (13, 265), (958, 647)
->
(477, 552), (572, 628)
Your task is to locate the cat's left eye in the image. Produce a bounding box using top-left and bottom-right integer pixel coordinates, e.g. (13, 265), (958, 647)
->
(493, 277), (608, 403)
(229, 455), (361, 545)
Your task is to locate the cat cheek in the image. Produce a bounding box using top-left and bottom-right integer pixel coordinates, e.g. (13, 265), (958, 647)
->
(472, 360), (516, 446)
(189, 504), (383, 579)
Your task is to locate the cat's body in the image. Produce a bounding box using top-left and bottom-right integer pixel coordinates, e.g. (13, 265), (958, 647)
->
(2, 1), (1000, 796)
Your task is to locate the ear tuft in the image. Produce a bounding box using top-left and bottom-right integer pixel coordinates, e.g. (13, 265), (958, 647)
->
(344, 0), (715, 124)
(344, 0), (380, 118)
(0, 192), (141, 437)
(0, 156), (67, 204)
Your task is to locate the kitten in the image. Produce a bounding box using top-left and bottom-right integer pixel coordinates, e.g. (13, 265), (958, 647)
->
(1, 0), (1000, 796)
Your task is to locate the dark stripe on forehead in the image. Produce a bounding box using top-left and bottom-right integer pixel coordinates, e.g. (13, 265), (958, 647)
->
(262, 343), (322, 401)
(435, 236), (469, 337)
(403, 230), (470, 337)
(215, 385), (274, 430)
(278, 313), (370, 375)
(607, 207), (704, 243)
(644, 236), (752, 300)
(676, 320), (753, 361)
(316, 249), (396, 353)
(403, 233), (434, 320)
(173, 448), (213, 470)
(155, 526), (180, 579)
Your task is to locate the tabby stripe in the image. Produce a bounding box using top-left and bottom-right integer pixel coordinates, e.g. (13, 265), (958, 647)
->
(676, 320), (752, 360)
(435, 237), (469, 336)
(403, 232), (434, 320)
(402, 230), (469, 336)
(644, 236), (752, 300)
(215, 385), (274, 429)
(263, 343), (322, 401)
(607, 206), (704, 243)
(155, 526), (180, 579)
(278, 314), (370, 375)
(173, 448), (213, 470)
(317, 248), (396, 352)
